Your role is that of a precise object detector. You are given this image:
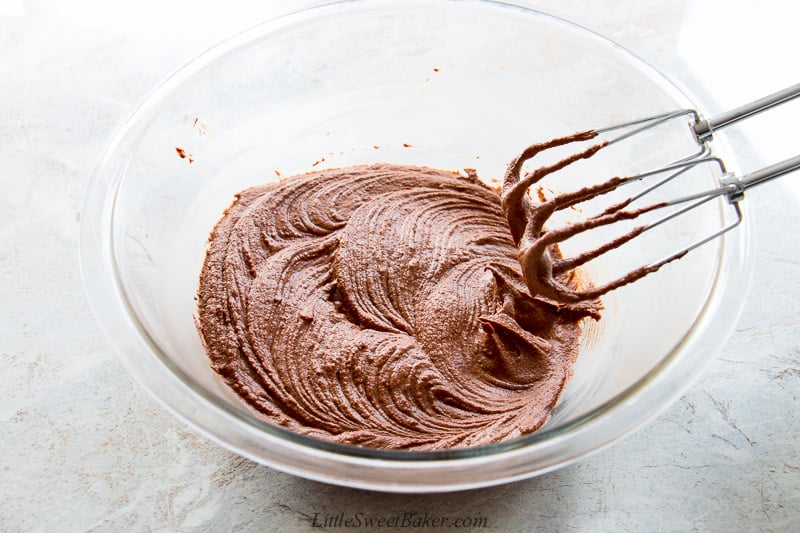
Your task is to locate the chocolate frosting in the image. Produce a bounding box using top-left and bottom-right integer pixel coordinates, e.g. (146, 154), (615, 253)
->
(197, 163), (594, 450)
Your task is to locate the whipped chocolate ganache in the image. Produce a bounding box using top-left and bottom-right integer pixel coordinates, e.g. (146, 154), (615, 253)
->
(197, 160), (600, 450)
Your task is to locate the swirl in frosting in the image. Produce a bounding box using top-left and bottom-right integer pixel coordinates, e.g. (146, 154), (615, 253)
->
(197, 163), (595, 450)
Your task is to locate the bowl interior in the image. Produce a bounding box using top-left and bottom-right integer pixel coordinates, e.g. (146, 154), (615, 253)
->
(104, 0), (740, 458)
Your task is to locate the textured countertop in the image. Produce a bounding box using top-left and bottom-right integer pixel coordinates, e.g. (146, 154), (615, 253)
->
(2, 1), (798, 531)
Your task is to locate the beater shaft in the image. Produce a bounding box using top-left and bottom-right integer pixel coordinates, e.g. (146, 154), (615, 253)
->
(693, 82), (800, 142)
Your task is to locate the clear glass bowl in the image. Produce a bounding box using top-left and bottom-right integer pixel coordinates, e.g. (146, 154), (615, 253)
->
(80, 0), (753, 492)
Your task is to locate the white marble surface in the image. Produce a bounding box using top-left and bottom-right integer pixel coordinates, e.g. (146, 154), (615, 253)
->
(2, 1), (799, 531)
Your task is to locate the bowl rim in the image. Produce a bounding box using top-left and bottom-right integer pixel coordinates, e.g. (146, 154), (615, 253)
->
(80, 0), (755, 492)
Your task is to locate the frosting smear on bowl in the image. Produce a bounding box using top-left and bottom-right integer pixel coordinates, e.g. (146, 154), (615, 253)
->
(197, 163), (597, 450)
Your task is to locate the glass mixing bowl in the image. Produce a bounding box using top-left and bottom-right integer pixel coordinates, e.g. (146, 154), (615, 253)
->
(80, 0), (753, 492)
